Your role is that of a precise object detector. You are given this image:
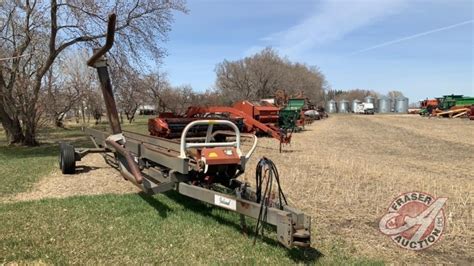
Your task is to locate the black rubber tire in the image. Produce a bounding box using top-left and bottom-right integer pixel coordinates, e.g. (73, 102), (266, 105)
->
(59, 142), (76, 174)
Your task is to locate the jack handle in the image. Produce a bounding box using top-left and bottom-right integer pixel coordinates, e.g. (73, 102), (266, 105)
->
(87, 13), (116, 67)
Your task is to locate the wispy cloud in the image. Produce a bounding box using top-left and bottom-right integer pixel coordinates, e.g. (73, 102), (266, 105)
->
(246, 0), (408, 57)
(351, 19), (474, 55)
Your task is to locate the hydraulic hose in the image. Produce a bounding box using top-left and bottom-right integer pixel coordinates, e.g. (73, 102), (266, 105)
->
(253, 157), (288, 244)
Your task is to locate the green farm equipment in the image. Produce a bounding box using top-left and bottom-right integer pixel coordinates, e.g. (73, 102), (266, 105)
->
(279, 98), (305, 130)
(455, 97), (474, 107)
(436, 94), (474, 110)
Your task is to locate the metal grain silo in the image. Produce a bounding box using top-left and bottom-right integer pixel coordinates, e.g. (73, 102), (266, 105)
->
(338, 99), (350, 113)
(395, 97), (409, 113)
(364, 96), (375, 104)
(377, 97), (391, 113)
(326, 100), (337, 113)
(352, 99), (361, 113)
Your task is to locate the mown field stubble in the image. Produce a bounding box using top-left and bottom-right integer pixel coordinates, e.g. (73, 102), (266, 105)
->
(241, 114), (473, 264)
(1, 114), (472, 264)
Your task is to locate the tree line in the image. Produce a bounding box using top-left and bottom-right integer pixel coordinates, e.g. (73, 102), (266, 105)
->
(326, 89), (404, 102)
(215, 48), (328, 105)
(1, 1), (330, 146)
(0, 0), (187, 145)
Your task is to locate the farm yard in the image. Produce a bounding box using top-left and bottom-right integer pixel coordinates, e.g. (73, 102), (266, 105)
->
(1, 114), (472, 264)
(1, 1), (473, 264)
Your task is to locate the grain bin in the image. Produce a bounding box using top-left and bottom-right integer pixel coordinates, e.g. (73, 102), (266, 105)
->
(364, 95), (375, 104)
(377, 96), (391, 113)
(395, 97), (409, 113)
(326, 100), (337, 113)
(352, 99), (361, 112)
(338, 99), (350, 113)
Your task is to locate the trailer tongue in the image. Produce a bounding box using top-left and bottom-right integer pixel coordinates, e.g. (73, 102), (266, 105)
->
(59, 14), (311, 249)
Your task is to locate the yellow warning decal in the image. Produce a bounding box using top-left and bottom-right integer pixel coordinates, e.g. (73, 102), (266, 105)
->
(208, 152), (218, 158)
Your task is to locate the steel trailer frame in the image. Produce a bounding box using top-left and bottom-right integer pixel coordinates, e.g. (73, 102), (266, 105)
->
(60, 13), (311, 249)
(73, 122), (311, 248)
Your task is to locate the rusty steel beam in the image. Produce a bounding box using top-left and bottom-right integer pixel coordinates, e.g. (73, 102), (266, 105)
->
(87, 14), (116, 67)
(87, 13), (122, 135)
(96, 67), (122, 134)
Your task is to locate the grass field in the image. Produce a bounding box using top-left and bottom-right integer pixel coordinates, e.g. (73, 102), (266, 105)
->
(1, 115), (472, 264)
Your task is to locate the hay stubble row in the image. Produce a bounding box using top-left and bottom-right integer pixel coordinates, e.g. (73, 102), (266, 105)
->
(242, 114), (473, 264)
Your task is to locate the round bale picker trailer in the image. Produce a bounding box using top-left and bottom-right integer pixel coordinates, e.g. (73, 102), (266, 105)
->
(59, 14), (311, 249)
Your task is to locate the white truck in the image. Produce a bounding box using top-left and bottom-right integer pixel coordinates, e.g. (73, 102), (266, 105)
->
(355, 102), (375, 115)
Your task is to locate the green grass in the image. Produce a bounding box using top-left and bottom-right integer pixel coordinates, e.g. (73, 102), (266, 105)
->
(0, 192), (383, 264)
(121, 115), (152, 133)
(0, 144), (58, 197)
(0, 116), (150, 197)
(0, 123), (94, 197)
(0, 116), (384, 264)
(0, 125), (88, 197)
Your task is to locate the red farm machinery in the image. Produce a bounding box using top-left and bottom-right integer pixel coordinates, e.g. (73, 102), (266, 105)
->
(58, 14), (311, 249)
(149, 100), (292, 151)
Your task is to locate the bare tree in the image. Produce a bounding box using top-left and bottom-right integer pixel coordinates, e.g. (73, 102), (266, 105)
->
(111, 59), (146, 124)
(162, 85), (195, 115)
(66, 51), (97, 125)
(215, 60), (253, 104)
(330, 89), (379, 102)
(387, 90), (404, 99)
(145, 71), (172, 113)
(0, 0), (187, 145)
(89, 93), (105, 124)
(195, 89), (225, 107)
(144, 72), (224, 115)
(42, 68), (78, 127)
(214, 48), (327, 105)
(41, 50), (95, 127)
(247, 48), (282, 99)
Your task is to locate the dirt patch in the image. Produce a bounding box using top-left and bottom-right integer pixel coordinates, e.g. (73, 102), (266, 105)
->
(8, 153), (139, 202)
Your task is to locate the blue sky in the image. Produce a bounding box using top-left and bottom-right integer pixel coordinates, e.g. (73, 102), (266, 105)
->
(161, 0), (473, 103)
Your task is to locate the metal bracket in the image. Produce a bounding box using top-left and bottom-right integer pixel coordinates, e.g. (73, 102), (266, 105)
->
(176, 182), (311, 248)
(106, 133), (125, 143)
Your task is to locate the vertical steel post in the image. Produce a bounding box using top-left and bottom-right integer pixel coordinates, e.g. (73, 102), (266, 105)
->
(87, 14), (122, 134)
(95, 64), (122, 134)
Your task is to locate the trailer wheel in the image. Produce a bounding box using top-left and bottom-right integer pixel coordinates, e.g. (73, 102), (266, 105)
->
(59, 143), (76, 174)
